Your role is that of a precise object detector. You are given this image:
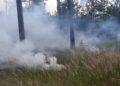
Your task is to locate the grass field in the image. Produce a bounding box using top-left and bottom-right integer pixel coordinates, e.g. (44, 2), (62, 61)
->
(0, 50), (120, 86)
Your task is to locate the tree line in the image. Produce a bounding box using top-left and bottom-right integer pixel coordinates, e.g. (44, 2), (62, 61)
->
(26, 0), (120, 46)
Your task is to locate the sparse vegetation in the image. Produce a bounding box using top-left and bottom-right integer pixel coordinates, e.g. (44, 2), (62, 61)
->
(0, 50), (120, 86)
(0, 0), (120, 86)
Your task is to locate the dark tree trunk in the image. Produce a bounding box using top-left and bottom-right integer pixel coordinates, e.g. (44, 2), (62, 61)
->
(67, 0), (75, 49)
(57, 0), (63, 30)
(16, 0), (25, 41)
(57, 0), (61, 16)
(70, 25), (75, 49)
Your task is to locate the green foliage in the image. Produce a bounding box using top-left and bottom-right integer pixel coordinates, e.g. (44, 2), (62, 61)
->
(56, 0), (120, 20)
(57, 0), (80, 17)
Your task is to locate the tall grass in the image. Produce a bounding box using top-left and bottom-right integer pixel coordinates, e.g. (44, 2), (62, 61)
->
(0, 51), (120, 86)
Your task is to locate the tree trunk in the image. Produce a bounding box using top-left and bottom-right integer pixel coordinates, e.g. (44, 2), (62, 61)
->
(16, 0), (25, 41)
(67, 0), (75, 49)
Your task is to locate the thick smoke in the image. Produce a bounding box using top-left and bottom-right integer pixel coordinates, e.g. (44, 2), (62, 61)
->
(0, 40), (65, 70)
(0, 1), (120, 69)
(0, 1), (66, 70)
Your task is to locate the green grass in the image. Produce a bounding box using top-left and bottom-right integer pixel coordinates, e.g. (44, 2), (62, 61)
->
(0, 51), (120, 86)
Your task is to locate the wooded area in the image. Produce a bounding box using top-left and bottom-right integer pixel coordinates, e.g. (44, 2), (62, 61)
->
(16, 0), (120, 48)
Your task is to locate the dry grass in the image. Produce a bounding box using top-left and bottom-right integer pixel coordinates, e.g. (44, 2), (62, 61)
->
(0, 51), (120, 86)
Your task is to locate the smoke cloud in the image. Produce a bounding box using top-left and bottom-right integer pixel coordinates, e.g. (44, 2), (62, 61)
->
(0, 2), (66, 70)
(75, 18), (120, 51)
(0, 1), (120, 70)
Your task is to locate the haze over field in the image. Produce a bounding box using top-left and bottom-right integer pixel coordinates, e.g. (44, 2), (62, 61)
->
(0, 0), (120, 70)
(0, 1), (120, 86)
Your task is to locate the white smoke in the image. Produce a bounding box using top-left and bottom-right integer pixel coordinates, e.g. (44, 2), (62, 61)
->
(0, 1), (66, 70)
(0, 0), (120, 70)
(0, 40), (64, 70)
